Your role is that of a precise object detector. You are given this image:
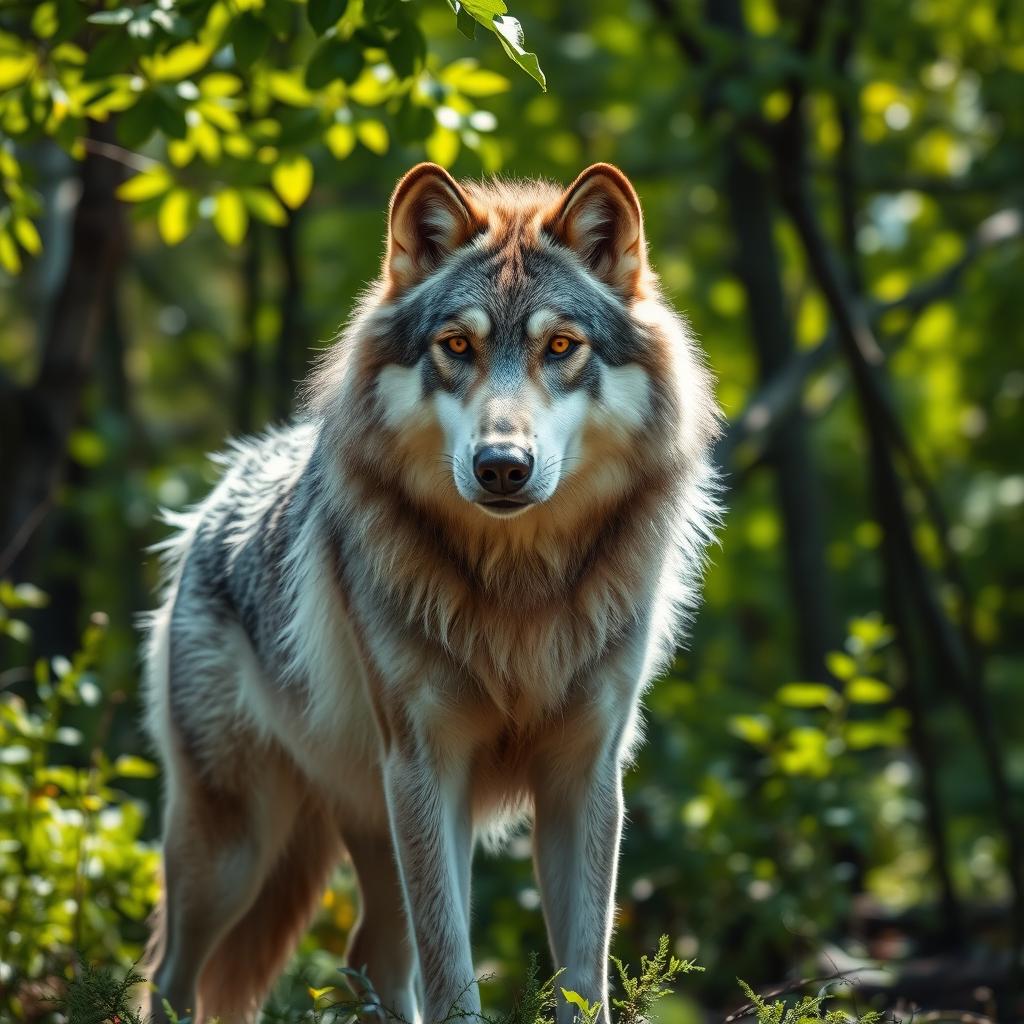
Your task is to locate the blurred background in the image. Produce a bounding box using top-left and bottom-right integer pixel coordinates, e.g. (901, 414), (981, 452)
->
(1, 0), (1023, 1020)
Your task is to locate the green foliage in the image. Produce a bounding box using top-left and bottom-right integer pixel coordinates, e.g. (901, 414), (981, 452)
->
(734, 980), (883, 1024)
(0, 588), (158, 1020)
(0, 0), (544, 260)
(63, 961), (146, 1024)
(51, 941), (890, 1024)
(729, 615), (907, 779)
(611, 936), (703, 1024)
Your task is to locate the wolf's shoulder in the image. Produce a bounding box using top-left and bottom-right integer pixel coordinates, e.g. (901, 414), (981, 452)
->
(151, 421), (320, 590)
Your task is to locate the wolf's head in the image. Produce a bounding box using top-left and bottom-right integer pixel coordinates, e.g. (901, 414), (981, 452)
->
(319, 163), (717, 536)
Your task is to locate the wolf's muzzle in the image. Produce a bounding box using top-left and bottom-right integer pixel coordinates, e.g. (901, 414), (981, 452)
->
(473, 444), (534, 495)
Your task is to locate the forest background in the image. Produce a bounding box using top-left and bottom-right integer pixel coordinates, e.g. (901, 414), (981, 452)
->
(1, 0), (1023, 1020)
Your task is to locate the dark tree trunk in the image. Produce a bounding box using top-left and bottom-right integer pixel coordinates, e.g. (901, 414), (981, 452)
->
(705, 0), (835, 680)
(274, 213), (306, 421)
(721, 147), (836, 680)
(0, 121), (126, 580)
(237, 225), (263, 434)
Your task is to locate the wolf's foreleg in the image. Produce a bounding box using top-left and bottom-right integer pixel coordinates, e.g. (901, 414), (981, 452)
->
(343, 828), (420, 1023)
(383, 744), (478, 1024)
(533, 751), (624, 1024)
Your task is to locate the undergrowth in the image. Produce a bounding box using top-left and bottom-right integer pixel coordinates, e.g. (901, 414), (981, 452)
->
(62, 937), (886, 1024)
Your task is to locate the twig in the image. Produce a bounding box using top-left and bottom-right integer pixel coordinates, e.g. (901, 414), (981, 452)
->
(876, 208), (1022, 318)
(912, 1014), (994, 1024)
(0, 492), (53, 578)
(722, 968), (873, 1022)
(79, 137), (160, 174)
(717, 206), (1022, 466)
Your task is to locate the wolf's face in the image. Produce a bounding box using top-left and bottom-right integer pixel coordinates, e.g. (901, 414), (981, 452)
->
(343, 163), (711, 527)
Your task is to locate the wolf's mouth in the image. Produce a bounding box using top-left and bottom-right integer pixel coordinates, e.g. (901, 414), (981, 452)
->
(477, 499), (533, 517)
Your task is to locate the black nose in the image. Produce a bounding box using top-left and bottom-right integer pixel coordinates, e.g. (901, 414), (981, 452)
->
(473, 444), (534, 495)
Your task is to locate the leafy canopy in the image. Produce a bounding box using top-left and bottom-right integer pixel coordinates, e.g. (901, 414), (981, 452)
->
(0, 0), (545, 266)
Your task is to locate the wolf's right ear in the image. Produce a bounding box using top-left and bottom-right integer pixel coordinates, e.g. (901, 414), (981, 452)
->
(385, 163), (483, 293)
(544, 164), (647, 298)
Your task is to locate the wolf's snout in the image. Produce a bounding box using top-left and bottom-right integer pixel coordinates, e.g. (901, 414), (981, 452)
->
(473, 445), (534, 495)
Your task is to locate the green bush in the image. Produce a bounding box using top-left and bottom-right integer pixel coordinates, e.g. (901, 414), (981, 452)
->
(0, 584), (158, 1020)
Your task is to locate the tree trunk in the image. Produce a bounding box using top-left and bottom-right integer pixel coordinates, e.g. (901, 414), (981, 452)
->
(0, 121), (126, 580)
(274, 213), (305, 420)
(721, 145), (836, 679)
(691, 0), (835, 680)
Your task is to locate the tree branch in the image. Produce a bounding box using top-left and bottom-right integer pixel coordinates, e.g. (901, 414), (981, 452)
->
(718, 207), (1023, 470)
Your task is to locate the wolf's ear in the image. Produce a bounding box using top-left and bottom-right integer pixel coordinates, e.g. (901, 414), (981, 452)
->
(385, 163), (483, 292)
(545, 164), (646, 297)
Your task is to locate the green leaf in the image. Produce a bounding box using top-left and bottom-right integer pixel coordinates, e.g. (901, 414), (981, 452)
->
(82, 30), (135, 80)
(728, 714), (772, 746)
(386, 19), (425, 78)
(0, 229), (23, 274)
(212, 188), (248, 245)
(450, 67), (510, 97)
(356, 119), (389, 154)
(777, 683), (839, 709)
(12, 583), (48, 608)
(825, 651), (858, 681)
(242, 188), (288, 226)
(230, 13), (271, 68)
(324, 121), (356, 159)
(445, 1), (545, 88)
(456, 6), (477, 38)
(364, 0), (401, 24)
(153, 90), (188, 139)
(142, 40), (213, 81)
(561, 989), (600, 1017)
(394, 98), (435, 143)
(305, 37), (364, 88)
(307, 0), (349, 35)
(457, 0), (507, 21)
(845, 721), (900, 750)
(31, 1), (59, 37)
(0, 51), (35, 91)
(86, 8), (133, 25)
(12, 217), (42, 255)
(116, 165), (174, 202)
(425, 126), (459, 167)
(491, 15), (545, 90)
(117, 93), (159, 148)
(158, 188), (197, 245)
(52, 0), (86, 42)
(115, 754), (159, 778)
(272, 155), (313, 209)
(846, 677), (894, 703)
(200, 72), (242, 97)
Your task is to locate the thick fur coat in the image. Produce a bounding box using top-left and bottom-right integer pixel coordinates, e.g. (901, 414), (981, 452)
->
(142, 163), (720, 1024)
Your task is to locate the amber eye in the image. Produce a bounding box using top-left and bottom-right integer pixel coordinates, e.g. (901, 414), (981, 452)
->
(443, 335), (471, 358)
(547, 335), (576, 359)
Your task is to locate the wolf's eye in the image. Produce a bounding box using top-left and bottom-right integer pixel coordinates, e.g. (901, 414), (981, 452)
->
(547, 335), (577, 359)
(442, 335), (471, 358)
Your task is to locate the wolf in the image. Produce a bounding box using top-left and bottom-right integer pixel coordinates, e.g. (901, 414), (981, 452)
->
(142, 162), (720, 1024)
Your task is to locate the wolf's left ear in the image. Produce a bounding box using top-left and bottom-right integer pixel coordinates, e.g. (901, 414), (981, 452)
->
(385, 163), (484, 293)
(545, 164), (646, 297)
